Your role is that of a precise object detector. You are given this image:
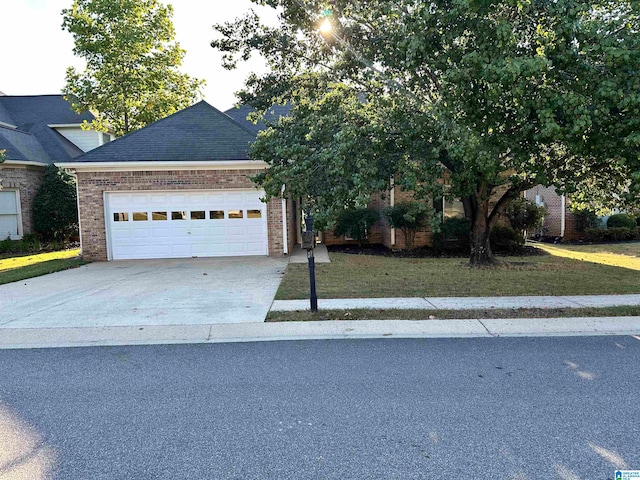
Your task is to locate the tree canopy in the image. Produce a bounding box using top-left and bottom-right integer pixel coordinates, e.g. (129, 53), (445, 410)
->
(212, 0), (640, 265)
(63, 0), (204, 136)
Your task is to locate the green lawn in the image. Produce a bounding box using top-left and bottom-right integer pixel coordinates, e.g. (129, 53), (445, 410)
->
(275, 252), (640, 300)
(267, 305), (640, 322)
(536, 241), (640, 257)
(0, 257), (87, 285)
(531, 241), (640, 270)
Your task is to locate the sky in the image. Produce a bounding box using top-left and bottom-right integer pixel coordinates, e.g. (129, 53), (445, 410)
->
(1, 0), (280, 111)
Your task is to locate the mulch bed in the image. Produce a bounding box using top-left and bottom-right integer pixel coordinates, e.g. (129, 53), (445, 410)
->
(327, 244), (547, 258)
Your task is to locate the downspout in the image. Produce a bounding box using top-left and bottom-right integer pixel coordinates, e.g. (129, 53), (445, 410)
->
(390, 176), (396, 246)
(281, 184), (288, 255)
(560, 194), (566, 238)
(66, 168), (83, 255)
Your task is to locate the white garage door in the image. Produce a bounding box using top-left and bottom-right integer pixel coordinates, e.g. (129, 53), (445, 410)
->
(105, 190), (268, 260)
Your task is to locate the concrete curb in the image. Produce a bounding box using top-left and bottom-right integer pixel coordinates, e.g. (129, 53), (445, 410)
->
(1, 317), (639, 350)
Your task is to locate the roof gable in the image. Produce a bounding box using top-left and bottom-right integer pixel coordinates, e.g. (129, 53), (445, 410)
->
(73, 101), (258, 163)
(0, 126), (51, 163)
(0, 95), (95, 163)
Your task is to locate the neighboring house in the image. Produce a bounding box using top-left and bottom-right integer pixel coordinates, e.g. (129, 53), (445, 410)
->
(0, 94), (112, 240)
(57, 101), (297, 261)
(524, 186), (581, 240)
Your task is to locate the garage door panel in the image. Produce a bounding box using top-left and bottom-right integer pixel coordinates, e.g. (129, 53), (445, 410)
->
(247, 225), (264, 235)
(132, 229), (151, 239)
(106, 190), (269, 260)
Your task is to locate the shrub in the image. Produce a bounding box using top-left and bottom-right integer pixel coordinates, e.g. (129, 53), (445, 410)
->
(584, 227), (638, 242)
(606, 213), (636, 229)
(434, 217), (470, 253)
(505, 197), (546, 235)
(384, 201), (431, 250)
(573, 209), (601, 233)
(333, 207), (379, 247)
(33, 165), (78, 240)
(490, 225), (524, 253)
(0, 235), (43, 254)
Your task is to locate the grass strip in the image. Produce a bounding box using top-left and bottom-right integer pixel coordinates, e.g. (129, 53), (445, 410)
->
(276, 252), (640, 300)
(266, 306), (640, 322)
(0, 258), (88, 285)
(0, 249), (82, 272)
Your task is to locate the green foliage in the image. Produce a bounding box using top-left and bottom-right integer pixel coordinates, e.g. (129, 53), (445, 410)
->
(332, 207), (379, 247)
(505, 197), (546, 233)
(573, 209), (601, 233)
(384, 201), (432, 250)
(33, 165), (78, 241)
(434, 217), (471, 254)
(0, 234), (42, 254)
(607, 213), (637, 229)
(62, 0), (203, 136)
(214, 0), (640, 265)
(584, 227), (638, 242)
(490, 225), (524, 253)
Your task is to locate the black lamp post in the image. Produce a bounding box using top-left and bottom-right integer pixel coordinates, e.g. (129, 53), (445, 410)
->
(303, 210), (318, 312)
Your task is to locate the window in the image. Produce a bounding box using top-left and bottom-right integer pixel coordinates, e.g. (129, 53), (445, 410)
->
(171, 211), (187, 220)
(152, 212), (168, 221)
(101, 132), (112, 144)
(247, 209), (262, 219)
(0, 190), (21, 239)
(210, 210), (224, 220)
(113, 212), (129, 222)
(190, 211), (205, 220)
(228, 210), (244, 219)
(133, 212), (148, 221)
(444, 199), (465, 219)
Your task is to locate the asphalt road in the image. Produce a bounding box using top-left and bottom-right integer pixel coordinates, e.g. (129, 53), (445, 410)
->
(0, 337), (638, 479)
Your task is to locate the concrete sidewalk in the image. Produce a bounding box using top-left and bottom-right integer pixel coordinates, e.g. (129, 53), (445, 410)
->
(271, 294), (640, 311)
(1, 316), (639, 350)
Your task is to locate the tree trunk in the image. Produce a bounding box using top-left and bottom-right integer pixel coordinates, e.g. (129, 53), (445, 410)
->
(469, 201), (494, 266)
(466, 181), (496, 267)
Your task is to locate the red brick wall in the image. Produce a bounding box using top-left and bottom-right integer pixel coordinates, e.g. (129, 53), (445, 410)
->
(75, 169), (286, 261)
(0, 165), (46, 235)
(525, 185), (580, 239)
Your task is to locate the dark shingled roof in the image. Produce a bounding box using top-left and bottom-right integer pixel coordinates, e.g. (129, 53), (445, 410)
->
(224, 104), (292, 133)
(73, 101), (258, 163)
(0, 95), (95, 163)
(0, 101), (15, 126)
(0, 126), (50, 163)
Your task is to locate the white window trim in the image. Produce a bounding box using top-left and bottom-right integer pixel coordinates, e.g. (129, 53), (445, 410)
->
(0, 189), (23, 240)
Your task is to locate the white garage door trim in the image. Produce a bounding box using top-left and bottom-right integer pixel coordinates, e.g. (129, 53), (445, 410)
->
(104, 189), (269, 260)
(0, 189), (23, 240)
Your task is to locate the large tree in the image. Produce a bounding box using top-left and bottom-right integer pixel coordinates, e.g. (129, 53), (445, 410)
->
(63, 0), (204, 136)
(213, 0), (640, 265)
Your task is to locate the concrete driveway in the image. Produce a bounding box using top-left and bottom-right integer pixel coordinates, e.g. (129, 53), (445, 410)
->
(0, 257), (287, 329)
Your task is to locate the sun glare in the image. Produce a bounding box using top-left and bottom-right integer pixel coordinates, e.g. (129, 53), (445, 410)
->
(319, 17), (332, 33)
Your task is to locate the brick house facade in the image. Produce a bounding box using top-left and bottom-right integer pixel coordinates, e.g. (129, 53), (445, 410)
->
(0, 166), (45, 235)
(0, 95), (102, 240)
(74, 169), (292, 261)
(525, 185), (581, 240)
(58, 101), (296, 261)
